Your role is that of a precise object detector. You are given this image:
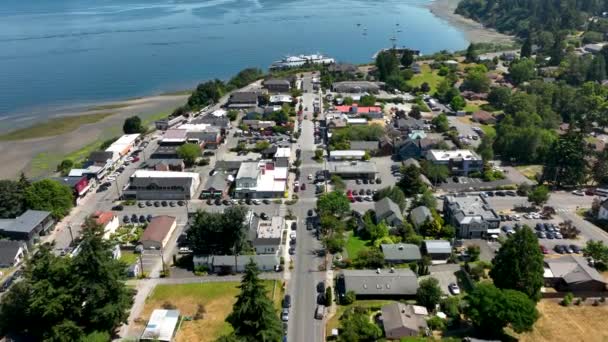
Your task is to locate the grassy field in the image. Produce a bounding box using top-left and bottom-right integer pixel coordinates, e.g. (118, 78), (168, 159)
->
(326, 300), (393, 337)
(142, 110), (171, 127)
(138, 281), (283, 342)
(407, 64), (444, 93)
(513, 300), (608, 342)
(0, 112), (115, 141)
(345, 234), (368, 259)
(463, 102), (481, 113)
(480, 124), (496, 137)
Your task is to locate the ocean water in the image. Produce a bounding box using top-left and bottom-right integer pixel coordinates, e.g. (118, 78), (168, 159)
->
(0, 0), (468, 121)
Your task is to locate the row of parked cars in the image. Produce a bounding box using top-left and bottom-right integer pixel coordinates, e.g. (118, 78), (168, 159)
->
(540, 244), (582, 254)
(204, 198), (273, 205)
(123, 214), (154, 224)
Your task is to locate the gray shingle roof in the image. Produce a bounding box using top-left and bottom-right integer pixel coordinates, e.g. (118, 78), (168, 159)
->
(0, 240), (23, 266)
(375, 197), (404, 222)
(381, 244), (422, 262)
(545, 255), (607, 285)
(423, 240), (452, 254)
(204, 174), (227, 191)
(410, 206), (431, 228)
(211, 255), (279, 269)
(342, 269), (418, 295)
(0, 210), (52, 233)
(381, 303), (427, 336)
(230, 92), (258, 103)
(349, 141), (379, 151)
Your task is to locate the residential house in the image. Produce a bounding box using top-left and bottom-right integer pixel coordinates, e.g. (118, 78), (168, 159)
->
(332, 81), (381, 94)
(395, 117), (425, 132)
(0, 240), (26, 268)
(327, 161), (377, 180)
(350, 140), (388, 156)
(249, 216), (283, 254)
(90, 211), (119, 239)
(139, 215), (177, 250)
(443, 195), (500, 238)
(544, 255), (607, 292)
(375, 198), (404, 226)
(381, 303), (428, 339)
(88, 151), (116, 167)
(425, 150), (483, 176)
(228, 91), (259, 109)
(338, 269), (418, 298)
(51, 175), (91, 205)
(193, 254), (280, 273)
(200, 174), (228, 199)
(472, 110), (496, 125)
(395, 136), (441, 161)
(123, 170), (201, 200)
(0, 210), (55, 247)
(422, 240), (452, 264)
(141, 309), (180, 342)
(263, 79), (291, 93)
(381, 244), (422, 265)
(234, 161), (287, 199)
(409, 206), (431, 230)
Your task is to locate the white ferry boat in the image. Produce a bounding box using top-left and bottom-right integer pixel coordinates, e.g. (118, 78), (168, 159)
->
(270, 54), (335, 69)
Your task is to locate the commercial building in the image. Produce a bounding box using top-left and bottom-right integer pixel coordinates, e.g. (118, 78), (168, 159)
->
(234, 161), (287, 199)
(426, 150), (483, 176)
(381, 303), (428, 339)
(0, 210), (55, 247)
(105, 133), (140, 158)
(263, 79), (291, 93)
(193, 254), (280, 273)
(215, 152), (262, 171)
(250, 216), (283, 254)
(334, 105), (382, 115)
(328, 150), (366, 161)
(146, 159), (185, 172)
(139, 215), (177, 250)
(327, 161), (377, 180)
(141, 309), (180, 342)
(50, 176), (91, 205)
(332, 81), (381, 94)
(375, 198), (404, 227)
(269, 94), (293, 104)
(228, 91), (259, 109)
(155, 115), (186, 131)
(544, 255), (608, 293)
(443, 195), (500, 238)
(338, 269), (418, 298)
(200, 174), (228, 199)
(422, 240), (452, 264)
(381, 244), (422, 265)
(123, 170), (201, 200)
(160, 129), (188, 145)
(0, 240), (26, 268)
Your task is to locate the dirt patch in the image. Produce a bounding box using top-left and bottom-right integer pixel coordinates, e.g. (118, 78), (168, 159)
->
(515, 300), (608, 342)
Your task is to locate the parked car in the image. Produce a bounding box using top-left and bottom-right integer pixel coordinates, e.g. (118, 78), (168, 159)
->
(282, 295), (292, 308)
(161, 201), (168, 207)
(570, 245), (582, 253)
(138, 202), (145, 208)
(572, 190), (585, 196)
(448, 283), (460, 295)
(112, 205), (124, 211)
(177, 200), (185, 206)
(308, 209), (314, 217)
(147, 214), (153, 222)
(123, 215), (130, 223)
(317, 281), (325, 293)
(554, 245), (566, 254)
(169, 201), (176, 207)
(260, 213), (269, 220)
(281, 308), (289, 322)
(154, 201), (160, 207)
(539, 245), (549, 254)
(139, 215), (147, 223)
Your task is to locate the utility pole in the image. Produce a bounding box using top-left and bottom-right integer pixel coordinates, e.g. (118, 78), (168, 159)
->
(160, 246), (166, 276)
(139, 253), (145, 278)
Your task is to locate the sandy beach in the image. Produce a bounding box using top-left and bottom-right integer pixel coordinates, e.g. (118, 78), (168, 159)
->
(0, 94), (188, 179)
(428, 0), (514, 44)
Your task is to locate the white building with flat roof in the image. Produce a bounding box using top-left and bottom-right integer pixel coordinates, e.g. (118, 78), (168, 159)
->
(235, 161), (287, 198)
(426, 149), (483, 176)
(329, 150), (366, 161)
(252, 216), (284, 254)
(123, 170), (201, 200)
(105, 133), (140, 157)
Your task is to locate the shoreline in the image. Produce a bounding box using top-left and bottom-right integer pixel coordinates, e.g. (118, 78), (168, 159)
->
(427, 0), (514, 45)
(0, 94), (189, 179)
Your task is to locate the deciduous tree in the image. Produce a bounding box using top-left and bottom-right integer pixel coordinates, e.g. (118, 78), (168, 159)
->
(176, 143), (202, 166)
(122, 116), (144, 134)
(417, 277), (442, 311)
(24, 179), (74, 219)
(187, 207), (248, 255)
(317, 191), (350, 217)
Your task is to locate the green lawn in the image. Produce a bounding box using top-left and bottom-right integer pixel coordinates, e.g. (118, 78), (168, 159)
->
(0, 112), (115, 141)
(142, 110), (171, 128)
(119, 251), (139, 266)
(479, 124), (496, 137)
(140, 280), (282, 342)
(407, 64), (445, 93)
(464, 102), (481, 113)
(326, 300), (394, 338)
(345, 234), (369, 259)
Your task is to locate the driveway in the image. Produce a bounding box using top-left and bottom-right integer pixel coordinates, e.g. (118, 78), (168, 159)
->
(427, 263), (460, 295)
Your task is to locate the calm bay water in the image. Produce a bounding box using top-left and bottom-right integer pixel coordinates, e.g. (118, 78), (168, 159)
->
(0, 0), (468, 121)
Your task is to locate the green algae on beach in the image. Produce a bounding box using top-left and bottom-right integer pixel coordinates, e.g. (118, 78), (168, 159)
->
(0, 112), (115, 141)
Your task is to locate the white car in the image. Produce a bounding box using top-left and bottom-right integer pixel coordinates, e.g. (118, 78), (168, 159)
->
(252, 199), (261, 205)
(106, 176), (116, 182)
(308, 174), (313, 180)
(448, 283), (461, 295)
(294, 181), (300, 188)
(572, 190), (585, 196)
(281, 309), (289, 322)
(290, 232), (296, 241)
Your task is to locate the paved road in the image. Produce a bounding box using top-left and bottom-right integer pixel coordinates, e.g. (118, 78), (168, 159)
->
(288, 115), (326, 342)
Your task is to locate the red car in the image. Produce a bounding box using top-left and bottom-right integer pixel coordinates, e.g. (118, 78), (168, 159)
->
(539, 245), (548, 254)
(133, 156), (140, 162)
(301, 183), (306, 190)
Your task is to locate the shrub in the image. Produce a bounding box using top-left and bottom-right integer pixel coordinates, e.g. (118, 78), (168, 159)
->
(342, 290), (356, 305)
(561, 293), (573, 306)
(427, 316), (446, 331)
(162, 301), (177, 310)
(194, 304), (206, 320)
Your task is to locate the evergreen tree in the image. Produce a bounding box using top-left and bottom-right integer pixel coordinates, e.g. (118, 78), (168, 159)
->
(542, 131), (589, 187)
(225, 260), (283, 342)
(521, 36), (533, 58)
(465, 43), (478, 63)
(490, 227), (544, 301)
(401, 49), (415, 68)
(0, 180), (27, 219)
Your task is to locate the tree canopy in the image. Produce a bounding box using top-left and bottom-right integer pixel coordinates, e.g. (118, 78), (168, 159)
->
(375, 50), (400, 82)
(397, 165), (427, 196)
(338, 306), (383, 342)
(122, 115), (144, 134)
(176, 143), (202, 166)
(416, 277), (443, 311)
(0, 179), (27, 219)
(224, 259), (282, 342)
(317, 191), (350, 218)
(187, 207), (249, 255)
(0, 219), (133, 340)
(490, 227), (544, 301)
(24, 179), (74, 219)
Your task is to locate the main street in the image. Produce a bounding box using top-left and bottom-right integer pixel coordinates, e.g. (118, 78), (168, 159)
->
(288, 75), (327, 342)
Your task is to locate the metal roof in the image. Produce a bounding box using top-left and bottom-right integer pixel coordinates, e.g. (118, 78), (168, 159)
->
(381, 244), (422, 262)
(141, 309), (180, 342)
(423, 240), (452, 254)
